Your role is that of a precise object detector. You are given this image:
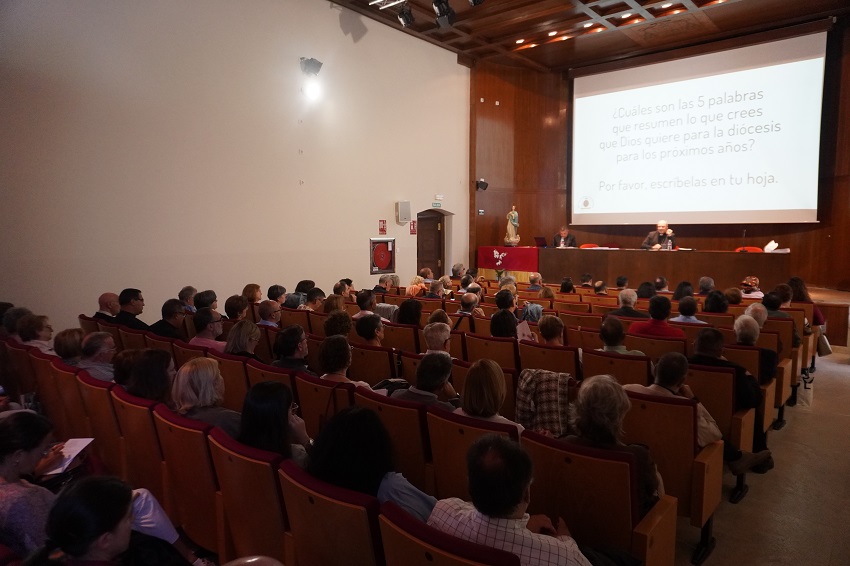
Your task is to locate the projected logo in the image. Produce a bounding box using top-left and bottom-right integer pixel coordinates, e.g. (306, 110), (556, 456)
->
(580, 197), (594, 209)
(493, 250), (507, 266)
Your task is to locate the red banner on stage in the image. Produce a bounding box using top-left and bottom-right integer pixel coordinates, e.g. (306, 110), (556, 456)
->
(477, 246), (539, 272)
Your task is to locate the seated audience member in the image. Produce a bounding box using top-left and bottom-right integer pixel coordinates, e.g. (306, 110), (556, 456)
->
(702, 290), (729, 313)
(516, 363), (572, 437)
(93, 292), (120, 321)
(17, 315), (55, 355)
(427, 435), (591, 566)
(724, 287), (743, 305)
(538, 315), (565, 346)
(352, 290), (387, 321)
(373, 274), (394, 294)
(392, 352), (459, 411)
(439, 275), (454, 296)
(579, 273), (593, 288)
(559, 277), (576, 294)
(178, 285), (197, 313)
(527, 273), (543, 291)
(689, 328), (772, 472)
(172, 357), (240, 438)
(238, 381), (311, 468)
(396, 298), (423, 327)
(457, 292), (484, 319)
(2, 307), (32, 342)
(697, 276), (715, 296)
(224, 320), (262, 360)
(193, 290), (218, 311)
(458, 274), (474, 293)
(491, 309), (518, 339)
(734, 315), (778, 384)
(127, 348), (175, 403)
(224, 295), (249, 321)
(419, 267), (435, 282)
(188, 308), (227, 352)
(308, 406), (436, 522)
(272, 325), (314, 374)
(788, 276), (825, 325)
(500, 283), (518, 296)
(624, 353), (721, 448)
(112, 348), (144, 388)
(494, 289), (517, 315)
(627, 296), (685, 338)
(597, 316), (645, 356)
(672, 280), (694, 300)
(425, 280), (444, 300)
(355, 314), (384, 346)
(740, 276), (763, 299)
(5, 414), (209, 566)
(77, 332), (117, 382)
(150, 298), (187, 340)
(455, 359), (523, 434)
(519, 302), (543, 323)
(285, 280), (316, 309)
(0, 304), (12, 335)
(298, 287), (326, 312)
(669, 296), (706, 324)
(593, 281), (607, 295)
(422, 322), (451, 356)
(635, 281), (656, 299)
(332, 279), (350, 298)
(451, 263), (467, 278)
(318, 335), (370, 389)
(321, 293), (346, 314)
(427, 309), (450, 326)
(406, 276), (427, 297)
(745, 302), (768, 328)
(466, 282), (485, 304)
(763, 291), (801, 347)
(654, 276), (669, 292)
(242, 283), (262, 304)
(615, 275), (629, 290)
(256, 300), (281, 328)
(115, 288), (150, 331)
(323, 310), (353, 337)
(53, 328), (84, 366)
(268, 284), (287, 306)
(538, 286), (555, 300)
(608, 289), (649, 319)
(563, 374), (663, 517)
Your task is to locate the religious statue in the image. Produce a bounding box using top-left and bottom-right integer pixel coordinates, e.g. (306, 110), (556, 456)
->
(504, 205), (520, 246)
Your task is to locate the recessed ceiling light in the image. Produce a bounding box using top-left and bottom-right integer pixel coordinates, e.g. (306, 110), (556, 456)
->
(548, 31), (557, 36)
(516, 38), (524, 44)
(529, 44), (538, 48)
(561, 35), (570, 40)
(661, 2), (672, 7)
(583, 22), (593, 28)
(621, 13), (631, 18)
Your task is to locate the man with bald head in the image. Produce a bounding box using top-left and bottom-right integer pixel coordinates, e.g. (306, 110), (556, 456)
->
(457, 292), (484, 318)
(93, 293), (120, 321)
(641, 220), (676, 250)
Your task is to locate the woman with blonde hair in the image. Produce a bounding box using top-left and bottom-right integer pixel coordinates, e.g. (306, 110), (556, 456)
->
(562, 374), (662, 517)
(406, 276), (427, 297)
(225, 320), (262, 360)
(538, 286), (555, 300)
(171, 357), (241, 438)
(241, 283), (262, 304)
(53, 328), (84, 365)
(322, 293), (346, 314)
(454, 359), (523, 434)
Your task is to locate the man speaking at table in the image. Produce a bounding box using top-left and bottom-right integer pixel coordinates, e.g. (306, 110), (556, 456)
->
(552, 225), (578, 248)
(641, 220), (676, 250)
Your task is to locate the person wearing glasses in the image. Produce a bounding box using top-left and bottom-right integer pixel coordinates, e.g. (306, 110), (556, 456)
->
(16, 315), (55, 356)
(77, 332), (117, 382)
(298, 287), (326, 312)
(115, 288), (150, 330)
(150, 298), (187, 341)
(188, 308), (226, 352)
(272, 325), (315, 375)
(257, 300), (282, 328)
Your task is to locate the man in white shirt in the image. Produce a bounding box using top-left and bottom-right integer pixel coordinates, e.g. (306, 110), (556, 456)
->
(428, 435), (591, 566)
(351, 290), (390, 322)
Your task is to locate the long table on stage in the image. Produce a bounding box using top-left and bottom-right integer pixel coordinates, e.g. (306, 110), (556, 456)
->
(536, 248), (791, 291)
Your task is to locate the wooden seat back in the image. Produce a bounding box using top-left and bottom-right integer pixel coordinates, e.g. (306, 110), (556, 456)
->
(349, 344), (398, 386)
(382, 322), (420, 353)
(144, 332), (176, 358)
(5, 341), (36, 395)
(695, 313), (735, 326)
(279, 308), (310, 331)
(581, 350), (652, 386)
(399, 351), (424, 386)
(687, 365), (753, 452)
(256, 326), (275, 365)
(96, 321), (124, 351)
(623, 335), (686, 364)
(558, 312), (603, 329)
(517, 341), (579, 377)
(118, 327), (147, 350)
(293, 372), (355, 439)
(278, 460), (382, 566)
(463, 334), (519, 371)
(246, 359), (296, 395)
(78, 314), (100, 335)
(307, 311), (328, 337)
(76, 372), (125, 478)
(30, 351), (70, 440)
(172, 342), (208, 368)
(207, 351), (250, 412)
(51, 360), (92, 439)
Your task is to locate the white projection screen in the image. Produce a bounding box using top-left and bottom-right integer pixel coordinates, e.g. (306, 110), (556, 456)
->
(571, 32), (827, 225)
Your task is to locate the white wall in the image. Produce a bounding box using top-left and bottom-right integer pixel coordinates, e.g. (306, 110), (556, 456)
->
(0, 0), (470, 331)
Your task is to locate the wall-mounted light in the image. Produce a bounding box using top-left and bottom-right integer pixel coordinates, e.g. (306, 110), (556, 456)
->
(476, 179), (488, 191)
(433, 0), (455, 28)
(299, 57), (323, 76)
(398, 3), (415, 27)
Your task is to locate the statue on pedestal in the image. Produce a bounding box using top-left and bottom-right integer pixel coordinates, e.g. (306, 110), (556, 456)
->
(504, 205), (520, 246)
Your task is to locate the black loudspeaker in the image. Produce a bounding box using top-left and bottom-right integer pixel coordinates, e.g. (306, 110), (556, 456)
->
(476, 180), (488, 191)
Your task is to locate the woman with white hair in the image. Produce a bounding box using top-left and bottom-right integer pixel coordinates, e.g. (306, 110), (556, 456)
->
(734, 315), (778, 384)
(171, 357), (241, 438)
(562, 374), (663, 518)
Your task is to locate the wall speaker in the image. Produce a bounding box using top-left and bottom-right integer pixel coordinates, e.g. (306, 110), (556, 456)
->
(396, 201), (411, 223)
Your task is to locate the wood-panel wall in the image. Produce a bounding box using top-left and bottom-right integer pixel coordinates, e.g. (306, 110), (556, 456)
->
(470, 21), (850, 290)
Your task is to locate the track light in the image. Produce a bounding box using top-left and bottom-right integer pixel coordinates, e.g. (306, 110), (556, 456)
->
(398, 3), (415, 27)
(469, 0), (485, 5)
(476, 179), (488, 191)
(433, 0), (455, 28)
(299, 57), (322, 76)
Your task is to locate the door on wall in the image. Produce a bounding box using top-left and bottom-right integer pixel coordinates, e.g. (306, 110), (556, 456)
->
(417, 210), (445, 278)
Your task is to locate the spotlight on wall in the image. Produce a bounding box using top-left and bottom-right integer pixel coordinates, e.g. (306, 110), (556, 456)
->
(398, 3), (415, 27)
(433, 0), (456, 28)
(476, 179), (488, 191)
(469, 0), (485, 5)
(299, 57), (323, 76)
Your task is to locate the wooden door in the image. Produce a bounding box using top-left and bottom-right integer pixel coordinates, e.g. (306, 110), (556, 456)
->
(417, 210), (444, 278)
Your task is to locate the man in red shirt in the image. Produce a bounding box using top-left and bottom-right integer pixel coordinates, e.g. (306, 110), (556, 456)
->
(627, 295), (685, 338)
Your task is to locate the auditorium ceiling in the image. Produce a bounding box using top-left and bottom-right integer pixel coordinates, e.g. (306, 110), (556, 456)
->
(330, 0), (850, 71)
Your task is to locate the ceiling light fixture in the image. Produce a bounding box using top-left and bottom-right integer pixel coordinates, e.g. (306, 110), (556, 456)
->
(469, 0), (485, 5)
(583, 22), (593, 28)
(397, 3), (415, 27)
(548, 31), (557, 36)
(621, 13), (631, 18)
(433, 0), (456, 27)
(516, 38), (525, 44)
(661, 2), (673, 7)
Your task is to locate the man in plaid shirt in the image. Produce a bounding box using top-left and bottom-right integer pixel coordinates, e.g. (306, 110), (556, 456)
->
(427, 435), (591, 566)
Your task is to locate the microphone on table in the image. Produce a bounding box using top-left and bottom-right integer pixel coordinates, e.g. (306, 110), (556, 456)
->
(739, 228), (747, 252)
